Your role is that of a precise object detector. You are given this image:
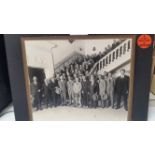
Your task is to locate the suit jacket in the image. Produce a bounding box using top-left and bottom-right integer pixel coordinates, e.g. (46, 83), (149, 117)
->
(115, 75), (129, 94)
(58, 80), (67, 93)
(99, 79), (107, 95)
(81, 80), (90, 94)
(30, 83), (41, 97)
(67, 80), (74, 94)
(90, 81), (99, 95)
(107, 77), (115, 94)
(73, 82), (82, 94)
(49, 81), (57, 94)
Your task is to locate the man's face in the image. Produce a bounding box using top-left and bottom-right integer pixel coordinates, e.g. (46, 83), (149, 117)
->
(75, 78), (79, 82)
(51, 78), (55, 82)
(60, 76), (63, 80)
(33, 77), (37, 83)
(104, 71), (107, 76)
(108, 73), (111, 78)
(120, 70), (125, 76)
(56, 74), (60, 78)
(82, 76), (86, 81)
(90, 75), (94, 81)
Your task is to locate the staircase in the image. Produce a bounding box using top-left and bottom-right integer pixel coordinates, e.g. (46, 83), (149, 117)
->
(89, 39), (132, 75)
(55, 52), (84, 72)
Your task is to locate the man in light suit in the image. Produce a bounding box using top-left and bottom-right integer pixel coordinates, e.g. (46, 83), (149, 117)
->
(107, 72), (115, 108)
(98, 74), (107, 108)
(73, 77), (82, 107)
(67, 76), (74, 105)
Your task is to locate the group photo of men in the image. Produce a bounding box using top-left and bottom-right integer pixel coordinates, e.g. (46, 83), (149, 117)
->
(30, 51), (130, 112)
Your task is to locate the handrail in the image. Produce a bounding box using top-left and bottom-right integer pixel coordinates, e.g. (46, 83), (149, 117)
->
(89, 61), (98, 75)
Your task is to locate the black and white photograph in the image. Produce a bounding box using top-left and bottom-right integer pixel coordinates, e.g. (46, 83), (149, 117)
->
(22, 36), (133, 120)
(148, 55), (155, 120)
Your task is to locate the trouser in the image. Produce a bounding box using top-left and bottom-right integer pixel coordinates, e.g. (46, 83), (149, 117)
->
(100, 94), (107, 108)
(43, 95), (50, 107)
(68, 91), (74, 104)
(60, 92), (67, 105)
(74, 93), (81, 106)
(82, 92), (89, 106)
(33, 94), (42, 110)
(107, 90), (114, 108)
(90, 97), (98, 108)
(55, 94), (61, 106)
(49, 92), (56, 107)
(116, 92), (128, 110)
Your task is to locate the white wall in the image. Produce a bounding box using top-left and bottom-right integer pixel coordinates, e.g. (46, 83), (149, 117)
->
(25, 42), (54, 79)
(25, 40), (85, 79)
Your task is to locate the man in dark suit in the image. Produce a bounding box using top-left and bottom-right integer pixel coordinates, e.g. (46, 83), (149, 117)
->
(42, 79), (51, 108)
(115, 69), (129, 110)
(30, 76), (42, 111)
(48, 77), (57, 107)
(81, 75), (90, 107)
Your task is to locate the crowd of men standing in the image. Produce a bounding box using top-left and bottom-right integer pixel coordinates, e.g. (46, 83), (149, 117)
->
(30, 56), (129, 112)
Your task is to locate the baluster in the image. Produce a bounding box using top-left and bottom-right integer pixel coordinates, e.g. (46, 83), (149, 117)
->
(120, 46), (122, 56)
(109, 54), (111, 64)
(103, 59), (105, 68)
(98, 61), (100, 70)
(100, 61), (102, 69)
(106, 57), (108, 65)
(112, 51), (115, 61)
(105, 58), (107, 65)
(123, 43), (126, 54)
(116, 49), (119, 59)
(96, 63), (99, 71)
(128, 40), (131, 51)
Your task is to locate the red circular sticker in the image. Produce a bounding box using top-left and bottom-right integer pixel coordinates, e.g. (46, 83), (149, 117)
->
(137, 34), (152, 49)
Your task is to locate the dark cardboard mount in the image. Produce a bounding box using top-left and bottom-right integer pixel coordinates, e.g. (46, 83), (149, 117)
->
(3, 34), (154, 121)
